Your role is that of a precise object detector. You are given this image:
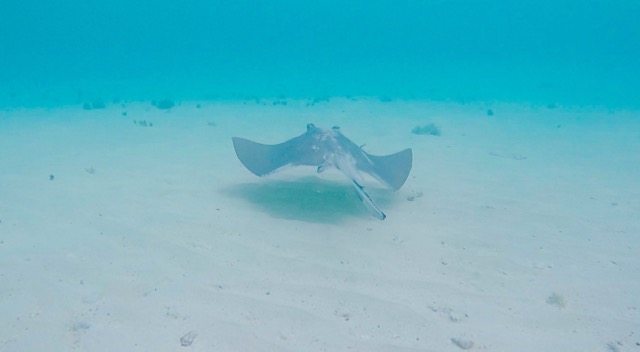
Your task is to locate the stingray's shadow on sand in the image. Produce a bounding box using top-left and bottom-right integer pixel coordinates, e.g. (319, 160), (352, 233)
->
(223, 176), (393, 223)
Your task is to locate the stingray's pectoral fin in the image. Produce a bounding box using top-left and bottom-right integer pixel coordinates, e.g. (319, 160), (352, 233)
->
(365, 148), (413, 191)
(351, 180), (386, 220)
(232, 137), (290, 176)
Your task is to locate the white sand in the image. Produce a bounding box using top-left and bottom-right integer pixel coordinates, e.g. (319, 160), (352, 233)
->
(0, 99), (638, 351)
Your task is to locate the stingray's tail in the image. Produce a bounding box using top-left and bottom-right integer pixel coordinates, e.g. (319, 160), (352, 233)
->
(351, 180), (386, 220)
(365, 148), (413, 191)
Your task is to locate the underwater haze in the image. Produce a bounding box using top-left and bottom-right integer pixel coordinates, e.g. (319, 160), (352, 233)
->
(2, 1), (640, 351)
(1, 0), (639, 107)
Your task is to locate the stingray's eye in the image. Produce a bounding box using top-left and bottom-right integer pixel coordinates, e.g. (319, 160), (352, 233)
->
(306, 123), (315, 131)
(331, 126), (340, 131)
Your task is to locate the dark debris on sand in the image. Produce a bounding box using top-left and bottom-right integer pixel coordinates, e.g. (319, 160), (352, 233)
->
(411, 123), (441, 136)
(152, 99), (175, 110)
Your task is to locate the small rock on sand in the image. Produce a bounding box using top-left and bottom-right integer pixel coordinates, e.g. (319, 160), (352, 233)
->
(451, 337), (474, 350)
(180, 331), (197, 347)
(546, 292), (566, 308)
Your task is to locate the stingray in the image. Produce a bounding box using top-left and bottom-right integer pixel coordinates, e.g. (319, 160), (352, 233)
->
(231, 123), (412, 220)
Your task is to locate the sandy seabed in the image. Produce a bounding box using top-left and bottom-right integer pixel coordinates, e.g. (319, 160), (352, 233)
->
(0, 98), (638, 352)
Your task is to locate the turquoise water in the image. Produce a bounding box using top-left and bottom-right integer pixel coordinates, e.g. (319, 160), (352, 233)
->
(2, 2), (640, 350)
(1, 0), (638, 107)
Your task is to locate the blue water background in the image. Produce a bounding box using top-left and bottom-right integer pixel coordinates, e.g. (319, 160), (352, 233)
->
(1, 0), (638, 108)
